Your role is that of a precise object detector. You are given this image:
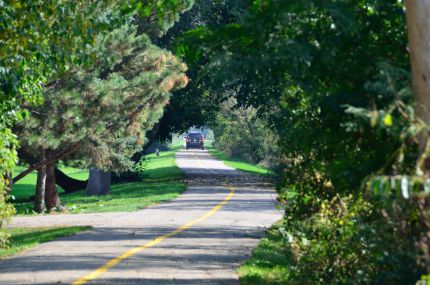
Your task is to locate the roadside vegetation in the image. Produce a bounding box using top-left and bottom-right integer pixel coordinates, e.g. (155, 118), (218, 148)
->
(175, 1), (430, 283)
(0, 226), (91, 259)
(208, 148), (270, 176)
(238, 221), (290, 285)
(210, 98), (280, 171)
(12, 149), (185, 215)
(2, 0), (430, 284)
(11, 166), (88, 205)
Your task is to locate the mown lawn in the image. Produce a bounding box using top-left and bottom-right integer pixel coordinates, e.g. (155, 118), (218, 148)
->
(12, 148), (185, 215)
(0, 226), (91, 259)
(238, 220), (292, 285)
(208, 148), (271, 176)
(11, 165), (88, 203)
(144, 148), (183, 181)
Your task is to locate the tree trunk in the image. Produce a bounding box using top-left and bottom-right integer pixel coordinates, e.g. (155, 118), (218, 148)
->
(405, 0), (430, 273)
(406, 1), (430, 157)
(34, 154), (46, 213)
(54, 168), (88, 194)
(44, 150), (62, 211)
(86, 169), (111, 196)
(12, 142), (80, 184)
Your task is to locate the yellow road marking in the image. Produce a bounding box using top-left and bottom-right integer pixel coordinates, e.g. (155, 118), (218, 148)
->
(72, 187), (235, 285)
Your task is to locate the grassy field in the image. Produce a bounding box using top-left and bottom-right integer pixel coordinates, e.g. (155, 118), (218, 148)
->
(0, 226), (91, 259)
(238, 220), (290, 285)
(11, 165), (88, 203)
(12, 148), (185, 215)
(144, 149), (183, 181)
(208, 148), (271, 176)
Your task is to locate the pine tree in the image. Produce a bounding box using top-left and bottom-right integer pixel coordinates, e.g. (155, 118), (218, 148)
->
(16, 24), (188, 211)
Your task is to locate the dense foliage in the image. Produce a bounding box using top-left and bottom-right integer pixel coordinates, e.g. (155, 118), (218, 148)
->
(18, 24), (187, 173)
(0, 0), (104, 247)
(1, 0), (194, 242)
(142, 0), (253, 144)
(176, 0), (429, 282)
(211, 98), (279, 167)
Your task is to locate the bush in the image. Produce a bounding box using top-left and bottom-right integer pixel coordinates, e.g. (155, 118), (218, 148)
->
(211, 98), (279, 167)
(278, 192), (423, 284)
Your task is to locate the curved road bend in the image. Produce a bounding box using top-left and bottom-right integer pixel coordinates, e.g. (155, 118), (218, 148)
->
(0, 149), (281, 285)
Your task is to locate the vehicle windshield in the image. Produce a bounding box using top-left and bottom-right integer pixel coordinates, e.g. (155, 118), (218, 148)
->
(187, 133), (202, 139)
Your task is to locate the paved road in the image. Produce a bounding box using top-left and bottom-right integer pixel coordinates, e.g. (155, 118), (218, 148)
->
(0, 149), (281, 284)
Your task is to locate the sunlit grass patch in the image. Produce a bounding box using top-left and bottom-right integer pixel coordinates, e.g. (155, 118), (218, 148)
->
(239, 220), (292, 285)
(0, 226), (91, 259)
(208, 148), (271, 176)
(59, 182), (186, 214)
(144, 148), (184, 181)
(11, 165), (88, 203)
(12, 148), (185, 215)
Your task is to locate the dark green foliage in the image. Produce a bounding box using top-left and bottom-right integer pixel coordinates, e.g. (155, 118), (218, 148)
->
(145, 0), (253, 143)
(176, 0), (427, 283)
(1, 0), (195, 245)
(0, 0), (103, 248)
(211, 98), (279, 166)
(18, 23), (188, 172)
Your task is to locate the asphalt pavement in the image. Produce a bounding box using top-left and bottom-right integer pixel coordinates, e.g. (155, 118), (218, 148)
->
(0, 149), (281, 284)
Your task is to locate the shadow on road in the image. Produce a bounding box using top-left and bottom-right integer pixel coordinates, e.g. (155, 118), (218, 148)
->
(176, 150), (273, 187)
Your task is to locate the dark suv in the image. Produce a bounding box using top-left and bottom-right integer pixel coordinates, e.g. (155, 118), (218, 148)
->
(185, 132), (204, 150)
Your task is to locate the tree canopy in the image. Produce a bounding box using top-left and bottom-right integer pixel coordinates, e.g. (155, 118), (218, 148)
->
(1, 0), (194, 243)
(173, 0), (429, 282)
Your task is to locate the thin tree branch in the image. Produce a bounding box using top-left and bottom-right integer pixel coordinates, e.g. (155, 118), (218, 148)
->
(12, 143), (80, 184)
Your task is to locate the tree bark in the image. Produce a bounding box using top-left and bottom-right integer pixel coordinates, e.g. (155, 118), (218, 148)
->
(406, 1), (430, 157)
(44, 150), (62, 211)
(86, 169), (111, 196)
(405, 0), (430, 273)
(34, 151), (46, 213)
(54, 168), (88, 194)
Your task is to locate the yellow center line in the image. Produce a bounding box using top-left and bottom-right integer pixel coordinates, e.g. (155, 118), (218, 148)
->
(72, 186), (235, 285)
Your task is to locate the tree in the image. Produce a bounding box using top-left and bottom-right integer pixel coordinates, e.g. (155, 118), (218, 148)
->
(0, 0), (104, 246)
(176, 0), (425, 282)
(16, 24), (188, 210)
(139, 0), (253, 146)
(211, 97), (279, 166)
(405, 0), (430, 273)
(1, 0), (194, 243)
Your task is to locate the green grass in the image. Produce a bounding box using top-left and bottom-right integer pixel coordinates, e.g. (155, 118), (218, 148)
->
(144, 148), (183, 181)
(169, 135), (185, 149)
(239, 220), (292, 285)
(0, 226), (91, 259)
(208, 148), (271, 176)
(12, 148), (185, 215)
(11, 165), (88, 203)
